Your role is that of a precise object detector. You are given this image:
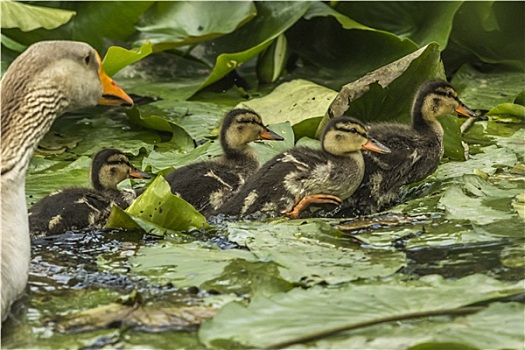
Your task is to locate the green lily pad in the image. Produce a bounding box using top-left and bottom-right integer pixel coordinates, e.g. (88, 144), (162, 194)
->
(226, 220), (406, 285)
(199, 274), (524, 349)
(47, 114), (159, 157)
(451, 64), (525, 111)
(2, 2), (153, 53)
(435, 145), (518, 181)
(286, 7), (419, 90)
(438, 185), (515, 226)
(106, 175), (209, 235)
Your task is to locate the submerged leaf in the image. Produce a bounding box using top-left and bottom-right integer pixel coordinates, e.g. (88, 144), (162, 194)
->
(130, 241), (258, 289)
(55, 300), (216, 333)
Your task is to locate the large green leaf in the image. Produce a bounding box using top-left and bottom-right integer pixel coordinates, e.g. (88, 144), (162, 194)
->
(0, 0), (75, 31)
(134, 1), (257, 51)
(106, 175), (209, 235)
(319, 43), (445, 128)
(447, 2), (525, 71)
(302, 302), (524, 350)
(2, 2), (153, 52)
(334, 2), (462, 49)
(195, 1), (311, 89)
(199, 274), (524, 348)
(286, 9), (418, 90)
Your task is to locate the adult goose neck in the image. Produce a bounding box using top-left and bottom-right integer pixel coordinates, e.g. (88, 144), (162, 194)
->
(1, 85), (69, 177)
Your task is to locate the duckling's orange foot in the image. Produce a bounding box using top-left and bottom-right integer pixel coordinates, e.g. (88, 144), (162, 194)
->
(285, 194), (342, 219)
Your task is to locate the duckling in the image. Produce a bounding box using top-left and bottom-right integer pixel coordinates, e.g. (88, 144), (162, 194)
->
(214, 116), (391, 219)
(29, 149), (149, 237)
(340, 80), (476, 216)
(164, 109), (283, 216)
(1, 40), (133, 321)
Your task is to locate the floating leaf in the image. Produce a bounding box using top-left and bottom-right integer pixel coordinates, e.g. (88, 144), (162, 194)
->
(106, 176), (209, 235)
(308, 303), (524, 350)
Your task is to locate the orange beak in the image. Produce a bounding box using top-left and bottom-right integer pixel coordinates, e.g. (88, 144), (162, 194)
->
(96, 52), (134, 107)
(455, 102), (476, 118)
(362, 138), (391, 154)
(129, 167), (150, 179)
(259, 128), (284, 141)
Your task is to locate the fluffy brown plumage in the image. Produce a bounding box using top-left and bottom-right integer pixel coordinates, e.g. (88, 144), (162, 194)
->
(164, 109), (283, 216)
(214, 116), (390, 218)
(340, 80), (476, 216)
(29, 149), (149, 237)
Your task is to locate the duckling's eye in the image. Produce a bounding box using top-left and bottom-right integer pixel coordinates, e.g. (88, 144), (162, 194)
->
(83, 53), (91, 66)
(349, 128), (357, 133)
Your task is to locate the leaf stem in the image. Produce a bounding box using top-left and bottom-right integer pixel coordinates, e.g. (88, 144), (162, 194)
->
(263, 305), (485, 350)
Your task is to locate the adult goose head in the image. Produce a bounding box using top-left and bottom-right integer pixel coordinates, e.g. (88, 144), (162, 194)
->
(1, 40), (133, 322)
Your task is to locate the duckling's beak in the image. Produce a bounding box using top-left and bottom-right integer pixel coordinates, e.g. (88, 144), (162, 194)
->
(455, 102), (477, 118)
(96, 53), (134, 108)
(129, 167), (151, 179)
(259, 128), (284, 141)
(362, 138), (391, 154)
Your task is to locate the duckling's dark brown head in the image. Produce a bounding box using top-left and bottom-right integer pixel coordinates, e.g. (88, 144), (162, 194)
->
(91, 149), (149, 191)
(412, 80), (476, 129)
(322, 116), (391, 156)
(220, 108), (283, 154)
